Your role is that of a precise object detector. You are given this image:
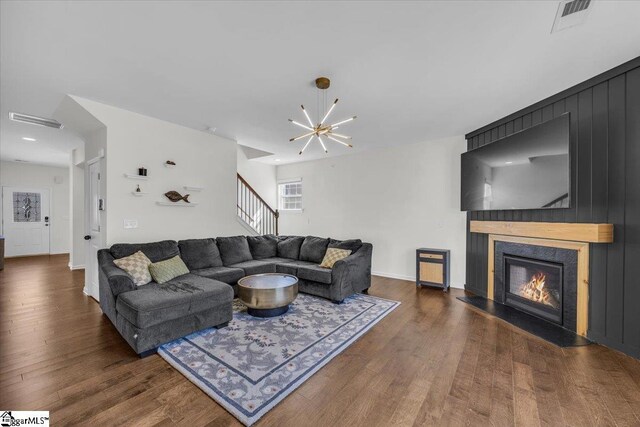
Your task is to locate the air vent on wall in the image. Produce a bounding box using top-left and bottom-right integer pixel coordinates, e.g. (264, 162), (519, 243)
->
(552, 0), (593, 33)
(8, 112), (63, 129)
(562, 0), (591, 16)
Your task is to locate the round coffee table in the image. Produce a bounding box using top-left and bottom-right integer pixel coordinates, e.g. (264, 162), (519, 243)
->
(237, 273), (299, 317)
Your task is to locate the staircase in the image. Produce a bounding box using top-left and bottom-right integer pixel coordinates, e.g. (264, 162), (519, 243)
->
(542, 193), (570, 208)
(237, 173), (279, 235)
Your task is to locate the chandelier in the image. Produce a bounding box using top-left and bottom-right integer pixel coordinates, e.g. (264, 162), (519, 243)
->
(289, 77), (356, 155)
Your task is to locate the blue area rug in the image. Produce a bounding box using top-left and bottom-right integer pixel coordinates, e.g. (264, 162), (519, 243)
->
(158, 293), (400, 426)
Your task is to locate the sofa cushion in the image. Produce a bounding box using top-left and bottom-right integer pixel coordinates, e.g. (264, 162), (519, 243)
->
(111, 240), (179, 262)
(299, 236), (330, 264)
(247, 235), (278, 259)
(276, 236), (305, 259)
(328, 238), (363, 253)
(319, 248), (352, 268)
(178, 238), (223, 270)
(297, 265), (332, 284)
(260, 257), (294, 264)
(148, 255), (190, 284)
(113, 251), (152, 286)
(192, 266), (244, 284)
(116, 274), (232, 328)
(275, 260), (317, 276)
(229, 260), (277, 276)
(216, 236), (253, 266)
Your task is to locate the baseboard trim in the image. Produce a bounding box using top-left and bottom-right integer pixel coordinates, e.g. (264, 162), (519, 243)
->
(372, 270), (415, 282)
(83, 287), (100, 303)
(373, 270), (464, 289)
(5, 253), (51, 258)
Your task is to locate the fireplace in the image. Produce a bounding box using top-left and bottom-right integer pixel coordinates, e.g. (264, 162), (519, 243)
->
(504, 256), (563, 324)
(494, 241), (578, 332)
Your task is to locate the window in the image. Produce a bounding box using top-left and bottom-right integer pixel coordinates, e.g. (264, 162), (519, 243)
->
(13, 192), (41, 222)
(278, 180), (303, 211)
(483, 181), (492, 210)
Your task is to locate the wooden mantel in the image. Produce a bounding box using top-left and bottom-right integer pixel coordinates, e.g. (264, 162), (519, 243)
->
(470, 221), (613, 243)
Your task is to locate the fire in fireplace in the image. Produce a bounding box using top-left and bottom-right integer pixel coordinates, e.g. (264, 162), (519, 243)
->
(504, 255), (563, 324)
(515, 272), (560, 309)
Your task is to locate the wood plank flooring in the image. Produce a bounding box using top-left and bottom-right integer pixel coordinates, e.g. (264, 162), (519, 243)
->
(2, 254), (640, 426)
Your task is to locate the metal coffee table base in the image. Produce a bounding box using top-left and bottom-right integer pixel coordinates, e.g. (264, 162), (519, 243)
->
(247, 305), (290, 318)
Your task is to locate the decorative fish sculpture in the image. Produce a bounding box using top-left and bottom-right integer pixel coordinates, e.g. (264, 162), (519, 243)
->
(164, 191), (190, 203)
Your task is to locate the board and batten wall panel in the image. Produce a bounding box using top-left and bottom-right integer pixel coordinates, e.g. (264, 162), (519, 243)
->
(464, 57), (640, 358)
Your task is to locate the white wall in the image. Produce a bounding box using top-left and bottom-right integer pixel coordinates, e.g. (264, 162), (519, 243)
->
(236, 147), (277, 208)
(72, 97), (246, 245)
(276, 136), (468, 288)
(0, 160), (70, 254)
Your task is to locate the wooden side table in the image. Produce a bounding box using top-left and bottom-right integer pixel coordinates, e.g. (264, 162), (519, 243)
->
(416, 248), (450, 292)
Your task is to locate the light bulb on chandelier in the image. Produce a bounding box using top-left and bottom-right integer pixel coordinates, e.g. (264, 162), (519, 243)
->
(288, 77), (357, 155)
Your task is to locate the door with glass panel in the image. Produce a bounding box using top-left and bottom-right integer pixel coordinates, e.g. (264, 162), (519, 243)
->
(1, 187), (51, 257)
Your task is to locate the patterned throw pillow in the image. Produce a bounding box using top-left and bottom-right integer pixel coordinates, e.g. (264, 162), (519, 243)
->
(148, 255), (190, 284)
(319, 248), (352, 269)
(113, 250), (152, 286)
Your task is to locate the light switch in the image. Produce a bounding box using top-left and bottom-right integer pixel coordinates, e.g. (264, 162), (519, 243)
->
(124, 219), (138, 229)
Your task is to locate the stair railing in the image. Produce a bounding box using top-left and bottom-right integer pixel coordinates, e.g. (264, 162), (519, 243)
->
(237, 173), (279, 235)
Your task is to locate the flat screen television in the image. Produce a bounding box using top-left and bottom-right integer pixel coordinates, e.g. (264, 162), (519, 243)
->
(461, 113), (570, 211)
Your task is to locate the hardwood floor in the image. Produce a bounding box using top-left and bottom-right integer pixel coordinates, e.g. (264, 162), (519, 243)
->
(2, 255), (640, 426)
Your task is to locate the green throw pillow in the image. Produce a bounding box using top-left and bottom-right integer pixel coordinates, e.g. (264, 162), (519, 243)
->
(148, 255), (189, 284)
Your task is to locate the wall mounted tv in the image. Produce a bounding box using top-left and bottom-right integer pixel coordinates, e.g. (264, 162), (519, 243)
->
(461, 113), (570, 211)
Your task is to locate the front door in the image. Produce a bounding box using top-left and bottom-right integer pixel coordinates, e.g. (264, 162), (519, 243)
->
(1, 187), (51, 257)
(84, 160), (103, 300)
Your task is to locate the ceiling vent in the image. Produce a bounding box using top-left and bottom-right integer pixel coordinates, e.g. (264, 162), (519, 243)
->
(9, 112), (64, 129)
(552, 0), (593, 33)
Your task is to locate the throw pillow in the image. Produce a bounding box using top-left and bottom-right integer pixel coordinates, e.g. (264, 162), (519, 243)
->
(148, 255), (190, 284)
(319, 248), (352, 268)
(113, 250), (152, 286)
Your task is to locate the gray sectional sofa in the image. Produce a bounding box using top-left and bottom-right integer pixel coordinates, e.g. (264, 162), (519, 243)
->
(98, 235), (372, 355)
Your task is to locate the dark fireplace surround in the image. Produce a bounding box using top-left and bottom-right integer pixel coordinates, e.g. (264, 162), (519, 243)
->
(494, 242), (578, 332)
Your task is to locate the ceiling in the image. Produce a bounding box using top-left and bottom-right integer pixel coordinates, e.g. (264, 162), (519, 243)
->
(1, 1), (639, 167)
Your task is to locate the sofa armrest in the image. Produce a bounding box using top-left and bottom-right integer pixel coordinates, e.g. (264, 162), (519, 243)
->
(98, 249), (136, 296)
(330, 242), (372, 302)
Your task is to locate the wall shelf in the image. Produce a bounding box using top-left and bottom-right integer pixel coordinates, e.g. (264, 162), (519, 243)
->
(164, 163), (176, 168)
(156, 201), (198, 207)
(124, 174), (148, 180)
(131, 192), (148, 196)
(183, 186), (204, 192)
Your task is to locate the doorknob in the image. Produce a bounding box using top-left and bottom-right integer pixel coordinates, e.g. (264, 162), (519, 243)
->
(84, 235), (92, 240)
